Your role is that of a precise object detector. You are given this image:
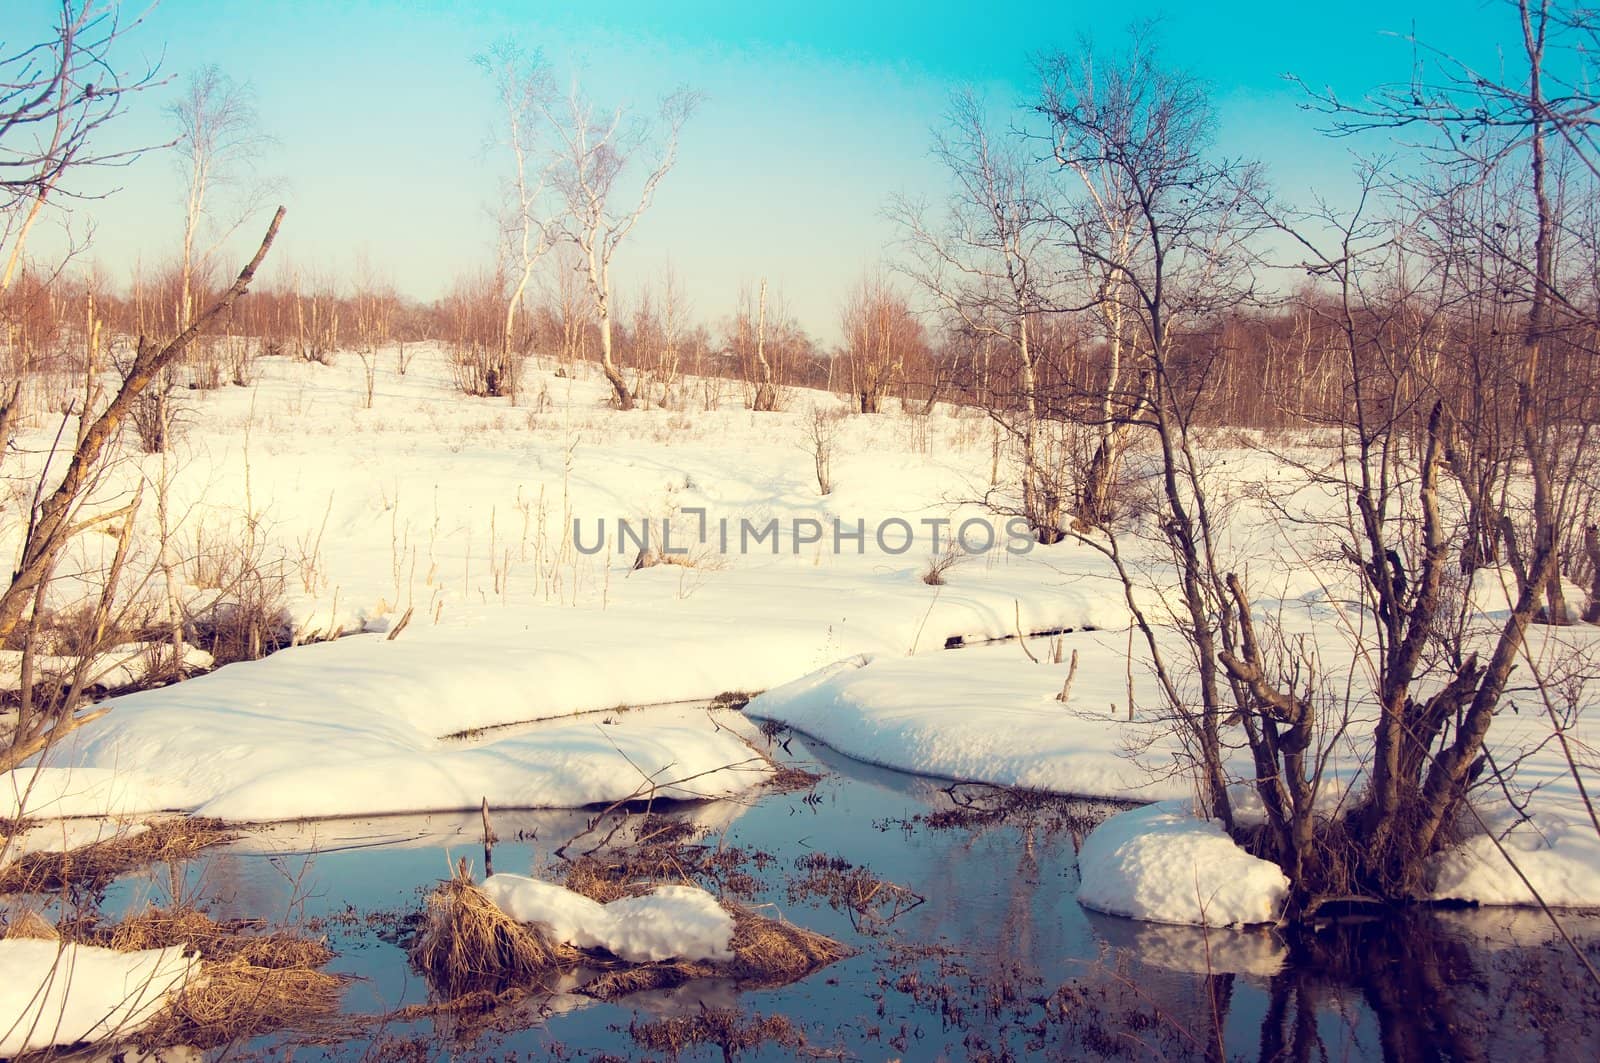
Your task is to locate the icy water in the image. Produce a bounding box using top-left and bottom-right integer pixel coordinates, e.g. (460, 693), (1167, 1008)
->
(98, 714), (1600, 1062)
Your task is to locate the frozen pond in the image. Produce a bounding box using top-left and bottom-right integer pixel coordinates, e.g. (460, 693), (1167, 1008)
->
(83, 713), (1600, 1061)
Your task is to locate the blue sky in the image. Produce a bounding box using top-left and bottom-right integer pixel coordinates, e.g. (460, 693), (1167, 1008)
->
(6, 0), (1509, 340)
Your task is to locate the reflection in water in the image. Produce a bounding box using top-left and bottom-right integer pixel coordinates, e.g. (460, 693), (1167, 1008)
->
(87, 727), (1600, 1061)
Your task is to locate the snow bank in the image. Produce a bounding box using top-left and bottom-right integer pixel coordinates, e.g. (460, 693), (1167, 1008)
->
(4, 699), (768, 822)
(482, 874), (734, 962)
(1076, 802), (1289, 927)
(745, 642), (1182, 800)
(0, 940), (196, 1056)
(7, 547), (1122, 821)
(0, 767), (188, 822)
(1431, 812), (1600, 907)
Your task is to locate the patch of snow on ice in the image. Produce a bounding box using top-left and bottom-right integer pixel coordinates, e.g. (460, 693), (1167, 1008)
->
(1076, 801), (1289, 927)
(482, 874), (734, 962)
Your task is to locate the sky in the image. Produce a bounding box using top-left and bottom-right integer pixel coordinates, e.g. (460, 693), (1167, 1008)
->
(4, 0), (1515, 342)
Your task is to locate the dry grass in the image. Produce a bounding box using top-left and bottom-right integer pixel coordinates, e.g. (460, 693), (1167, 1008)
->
(411, 860), (849, 1006)
(0, 816), (234, 895)
(139, 956), (350, 1047)
(921, 544), (966, 586)
(721, 905), (853, 986)
(3, 903), (347, 1050)
(787, 852), (924, 927)
(628, 1007), (806, 1060)
(579, 905), (852, 1001)
(2, 907), (60, 940)
(99, 905), (346, 1049)
(409, 872), (576, 995)
(103, 905), (334, 969)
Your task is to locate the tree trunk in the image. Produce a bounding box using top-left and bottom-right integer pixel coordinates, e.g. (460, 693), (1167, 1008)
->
(752, 278), (776, 411)
(597, 299), (633, 410)
(1584, 525), (1600, 624)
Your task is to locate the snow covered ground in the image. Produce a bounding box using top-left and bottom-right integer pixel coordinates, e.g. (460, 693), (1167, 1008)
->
(4, 346), (1120, 823)
(0, 939), (196, 1056)
(3, 344), (1598, 923)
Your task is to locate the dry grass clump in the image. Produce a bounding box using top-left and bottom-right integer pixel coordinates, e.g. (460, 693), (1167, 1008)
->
(720, 905), (853, 986)
(104, 905), (333, 969)
(561, 857), (638, 905)
(409, 872), (576, 995)
(411, 855), (848, 1006)
(919, 783), (1109, 839)
(0, 816), (234, 895)
(557, 814), (773, 902)
(100, 905), (346, 1048)
(1, 907), (60, 940)
(628, 1007), (806, 1060)
(579, 905), (852, 1002)
(139, 956), (350, 1048)
(787, 852), (924, 927)
(0, 903), (346, 1050)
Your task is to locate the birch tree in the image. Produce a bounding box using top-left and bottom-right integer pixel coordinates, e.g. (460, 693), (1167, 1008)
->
(476, 43), (553, 366)
(1, 1), (162, 293)
(170, 64), (265, 334)
(542, 82), (700, 409)
(891, 90), (1064, 540)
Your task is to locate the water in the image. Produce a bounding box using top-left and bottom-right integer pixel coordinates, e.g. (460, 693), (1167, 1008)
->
(95, 718), (1600, 1061)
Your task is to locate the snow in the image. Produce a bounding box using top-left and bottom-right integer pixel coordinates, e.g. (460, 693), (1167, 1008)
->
(2, 347), (1597, 923)
(0, 940), (196, 1056)
(747, 644), (1182, 799)
(481, 873), (735, 962)
(1431, 811), (1600, 907)
(4, 700), (770, 822)
(1075, 801), (1290, 928)
(4, 349), (1121, 822)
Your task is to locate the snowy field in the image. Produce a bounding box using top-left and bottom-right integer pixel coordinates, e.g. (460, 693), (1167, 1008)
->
(4, 344), (1599, 929)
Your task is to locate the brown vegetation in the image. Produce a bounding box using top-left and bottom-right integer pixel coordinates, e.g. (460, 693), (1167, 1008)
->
(0, 816), (234, 895)
(408, 850), (849, 1006)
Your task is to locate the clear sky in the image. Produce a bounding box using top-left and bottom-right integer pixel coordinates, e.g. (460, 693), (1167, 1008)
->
(5, 0), (1511, 342)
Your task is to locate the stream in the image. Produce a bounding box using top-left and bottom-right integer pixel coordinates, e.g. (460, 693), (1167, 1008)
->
(85, 709), (1600, 1061)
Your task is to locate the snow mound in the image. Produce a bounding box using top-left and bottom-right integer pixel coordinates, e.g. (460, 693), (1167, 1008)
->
(0, 940), (197, 1056)
(1, 625), (783, 820)
(745, 643), (1183, 799)
(1431, 812), (1600, 907)
(482, 874), (734, 962)
(1076, 801), (1289, 927)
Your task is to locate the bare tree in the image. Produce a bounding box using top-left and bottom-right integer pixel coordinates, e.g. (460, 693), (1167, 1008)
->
(539, 242), (594, 367)
(169, 64), (266, 335)
(891, 90), (1063, 539)
(1, 1), (163, 292)
(542, 80), (700, 409)
(0, 204), (284, 714)
(476, 43), (553, 365)
(750, 277), (776, 411)
(839, 272), (924, 415)
(1275, 0), (1600, 897)
(1036, 25), (1265, 830)
(654, 261), (687, 405)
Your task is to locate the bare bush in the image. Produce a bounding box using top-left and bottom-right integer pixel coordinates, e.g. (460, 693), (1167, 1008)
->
(801, 406), (841, 495)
